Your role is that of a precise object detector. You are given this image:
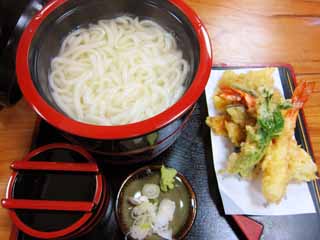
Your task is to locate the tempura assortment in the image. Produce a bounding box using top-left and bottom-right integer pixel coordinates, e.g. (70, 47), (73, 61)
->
(206, 69), (318, 203)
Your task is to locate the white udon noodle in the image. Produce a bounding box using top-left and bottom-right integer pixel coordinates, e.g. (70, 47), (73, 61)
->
(49, 16), (190, 126)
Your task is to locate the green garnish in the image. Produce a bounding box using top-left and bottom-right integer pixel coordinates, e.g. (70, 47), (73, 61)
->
(149, 198), (159, 206)
(146, 133), (159, 146)
(226, 88), (291, 177)
(160, 165), (177, 192)
(278, 100), (293, 110)
(257, 89), (286, 141)
(140, 223), (151, 230)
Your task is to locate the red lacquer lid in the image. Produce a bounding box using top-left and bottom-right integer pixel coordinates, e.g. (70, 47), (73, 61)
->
(1, 143), (104, 239)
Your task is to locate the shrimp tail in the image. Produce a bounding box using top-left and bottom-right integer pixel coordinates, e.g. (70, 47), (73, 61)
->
(286, 81), (315, 118)
(292, 81), (315, 108)
(219, 86), (256, 109)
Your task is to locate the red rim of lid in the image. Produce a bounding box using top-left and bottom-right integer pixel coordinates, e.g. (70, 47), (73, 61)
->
(16, 0), (212, 140)
(10, 161), (99, 172)
(66, 175), (109, 239)
(1, 199), (96, 212)
(5, 143), (104, 239)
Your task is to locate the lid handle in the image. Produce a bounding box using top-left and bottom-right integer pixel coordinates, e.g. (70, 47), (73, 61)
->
(10, 161), (99, 173)
(1, 199), (95, 212)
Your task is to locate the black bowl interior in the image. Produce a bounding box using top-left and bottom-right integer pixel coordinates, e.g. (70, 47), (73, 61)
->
(28, 0), (200, 119)
(12, 148), (97, 232)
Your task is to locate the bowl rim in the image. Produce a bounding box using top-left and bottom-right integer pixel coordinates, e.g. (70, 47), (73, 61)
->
(65, 172), (109, 239)
(5, 143), (105, 239)
(16, 0), (212, 140)
(115, 165), (197, 240)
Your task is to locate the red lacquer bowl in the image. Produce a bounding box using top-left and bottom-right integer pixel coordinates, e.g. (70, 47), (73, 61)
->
(16, 0), (212, 161)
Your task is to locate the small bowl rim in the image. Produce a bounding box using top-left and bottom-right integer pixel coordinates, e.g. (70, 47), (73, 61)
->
(115, 165), (197, 240)
(16, 0), (212, 140)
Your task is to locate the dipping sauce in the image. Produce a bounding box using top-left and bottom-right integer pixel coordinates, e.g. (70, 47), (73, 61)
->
(117, 168), (194, 240)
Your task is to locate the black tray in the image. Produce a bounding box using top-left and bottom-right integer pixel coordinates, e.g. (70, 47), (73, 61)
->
(13, 65), (320, 240)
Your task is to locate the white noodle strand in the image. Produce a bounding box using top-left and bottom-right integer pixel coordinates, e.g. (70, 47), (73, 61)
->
(49, 16), (189, 125)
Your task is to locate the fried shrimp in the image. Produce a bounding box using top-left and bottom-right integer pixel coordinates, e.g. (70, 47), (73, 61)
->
(261, 82), (316, 203)
(218, 85), (256, 112)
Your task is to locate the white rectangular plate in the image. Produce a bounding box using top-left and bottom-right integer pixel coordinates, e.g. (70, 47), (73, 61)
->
(205, 67), (316, 215)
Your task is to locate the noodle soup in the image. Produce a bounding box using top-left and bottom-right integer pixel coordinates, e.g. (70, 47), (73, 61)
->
(49, 16), (190, 126)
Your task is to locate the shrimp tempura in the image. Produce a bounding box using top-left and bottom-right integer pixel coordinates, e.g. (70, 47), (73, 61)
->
(261, 82), (316, 203)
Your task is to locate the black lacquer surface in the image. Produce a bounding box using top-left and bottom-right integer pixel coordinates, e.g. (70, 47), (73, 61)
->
(16, 67), (320, 240)
(0, 0), (48, 107)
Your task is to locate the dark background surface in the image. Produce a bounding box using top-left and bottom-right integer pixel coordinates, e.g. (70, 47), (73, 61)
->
(17, 67), (320, 240)
(0, 0), (47, 107)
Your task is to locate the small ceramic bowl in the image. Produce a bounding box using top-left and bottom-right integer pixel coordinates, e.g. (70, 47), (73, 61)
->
(115, 165), (197, 240)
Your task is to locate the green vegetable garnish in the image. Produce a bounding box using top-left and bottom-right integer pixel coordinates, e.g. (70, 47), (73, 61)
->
(257, 89), (286, 140)
(140, 223), (151, 230)
(226, 88), (291, 177)
(149, 198), (159, 206)
(160, 165), (177, 192)
(146, 133), (159, 146)
(278, 100), (293, 110)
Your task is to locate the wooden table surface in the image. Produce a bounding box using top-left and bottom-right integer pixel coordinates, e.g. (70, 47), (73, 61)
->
(1, 0), (320, 239)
